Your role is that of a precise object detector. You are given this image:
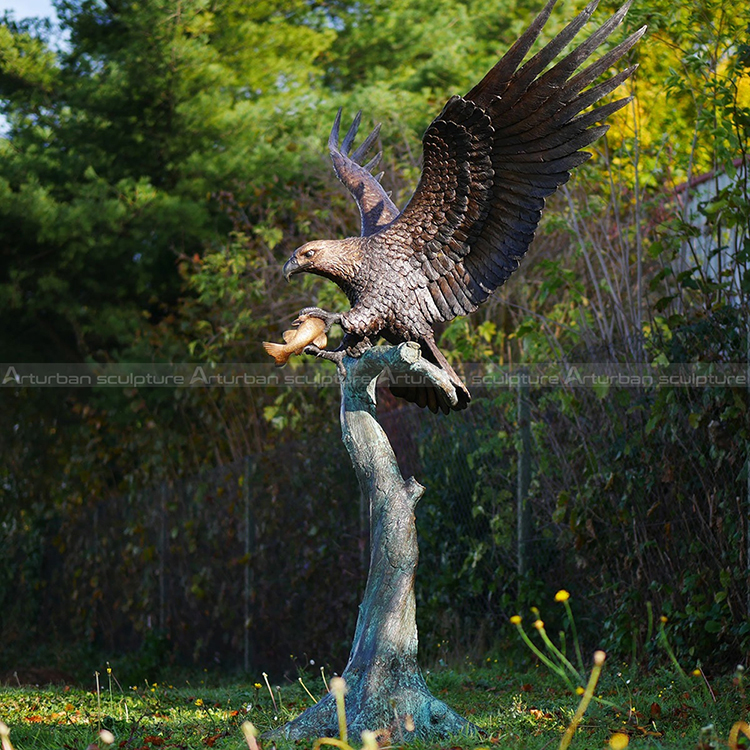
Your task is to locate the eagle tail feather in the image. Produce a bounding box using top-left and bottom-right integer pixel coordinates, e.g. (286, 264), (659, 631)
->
(387, 338), (471, 414)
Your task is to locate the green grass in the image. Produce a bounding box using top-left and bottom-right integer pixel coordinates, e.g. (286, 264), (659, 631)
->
(0, 663), (746, 750)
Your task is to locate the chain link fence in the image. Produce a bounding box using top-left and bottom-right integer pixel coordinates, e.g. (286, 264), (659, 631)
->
(3, 374), (744, 677)
(2, 381), (549, 677)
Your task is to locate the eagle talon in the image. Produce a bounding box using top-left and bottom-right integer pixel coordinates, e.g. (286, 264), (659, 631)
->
(295, 308), (342, 333)
(303, 344), (347, 381)
(303, 343), (344, 362)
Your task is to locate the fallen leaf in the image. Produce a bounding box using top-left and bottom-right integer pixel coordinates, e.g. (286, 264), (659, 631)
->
(635, 726), (663, 737)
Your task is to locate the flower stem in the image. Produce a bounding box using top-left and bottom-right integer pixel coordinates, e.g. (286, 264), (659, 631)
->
(330, 677), (348, 745)
(536, 622), (582, 683)
(514, 622), (574, 687)
(563, 600), (585, 676)
(558, 651), (606, 750)
(658, 622), (688, 681)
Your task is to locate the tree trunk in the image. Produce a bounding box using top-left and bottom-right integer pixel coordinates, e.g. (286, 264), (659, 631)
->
(276, 342), (476, 742)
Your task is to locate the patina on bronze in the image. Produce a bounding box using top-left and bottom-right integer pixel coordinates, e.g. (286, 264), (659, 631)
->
(272, 0), (644, 740)
(281, 0), (644, 414)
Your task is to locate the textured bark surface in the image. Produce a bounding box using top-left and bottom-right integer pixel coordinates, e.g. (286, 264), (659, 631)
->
(276, 343), (475, 742)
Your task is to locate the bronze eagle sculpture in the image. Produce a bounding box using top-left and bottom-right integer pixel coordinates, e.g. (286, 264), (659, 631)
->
(281, 0), (645, 413)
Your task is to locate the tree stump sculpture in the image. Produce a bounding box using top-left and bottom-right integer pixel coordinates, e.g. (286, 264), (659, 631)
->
(277, 343), (474, 741)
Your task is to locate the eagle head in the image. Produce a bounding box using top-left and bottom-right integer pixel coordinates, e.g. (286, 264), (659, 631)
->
(282, 238), (361, 284)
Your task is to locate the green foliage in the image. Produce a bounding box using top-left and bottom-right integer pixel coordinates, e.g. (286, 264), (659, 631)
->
(0, 440), (363, 674)
(415, 397), (523, 659)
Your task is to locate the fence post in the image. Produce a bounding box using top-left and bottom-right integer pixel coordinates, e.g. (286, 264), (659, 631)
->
(243, 456), (256, 673)
(517, 372), (533, 583)
(159, 482), (167, 632)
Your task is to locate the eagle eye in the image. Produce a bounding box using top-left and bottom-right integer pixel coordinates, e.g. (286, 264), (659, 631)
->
(304, 249), (316, 258)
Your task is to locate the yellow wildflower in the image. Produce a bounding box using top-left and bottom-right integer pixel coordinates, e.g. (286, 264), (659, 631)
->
(195, 698), (204, 706)
(533, 619), (544, 630)
(609, 732), (629, 749)
(693, 669), (701, 676)
(660, 615), (668, 623)
(555, 590), (570, 602)
(510, 615), (522, 625)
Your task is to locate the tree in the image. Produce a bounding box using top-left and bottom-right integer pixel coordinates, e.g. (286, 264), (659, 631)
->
(0, 0), (337, 363)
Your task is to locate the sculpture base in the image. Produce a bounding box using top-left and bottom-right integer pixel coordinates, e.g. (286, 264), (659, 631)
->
(280, 656), (475, 741)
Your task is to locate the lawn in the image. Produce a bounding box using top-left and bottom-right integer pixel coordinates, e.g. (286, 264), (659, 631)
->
(0, 660), (747, 750)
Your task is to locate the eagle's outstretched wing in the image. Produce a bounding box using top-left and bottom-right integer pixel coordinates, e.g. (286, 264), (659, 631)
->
(328, 110), (400, 236)
(373, 0), (645, 323)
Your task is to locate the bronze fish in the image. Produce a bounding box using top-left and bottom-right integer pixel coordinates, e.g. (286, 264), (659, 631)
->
(263, 315), (327, 367)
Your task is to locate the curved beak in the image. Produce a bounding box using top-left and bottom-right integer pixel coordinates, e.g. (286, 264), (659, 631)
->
(282, 254), (300, 282)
